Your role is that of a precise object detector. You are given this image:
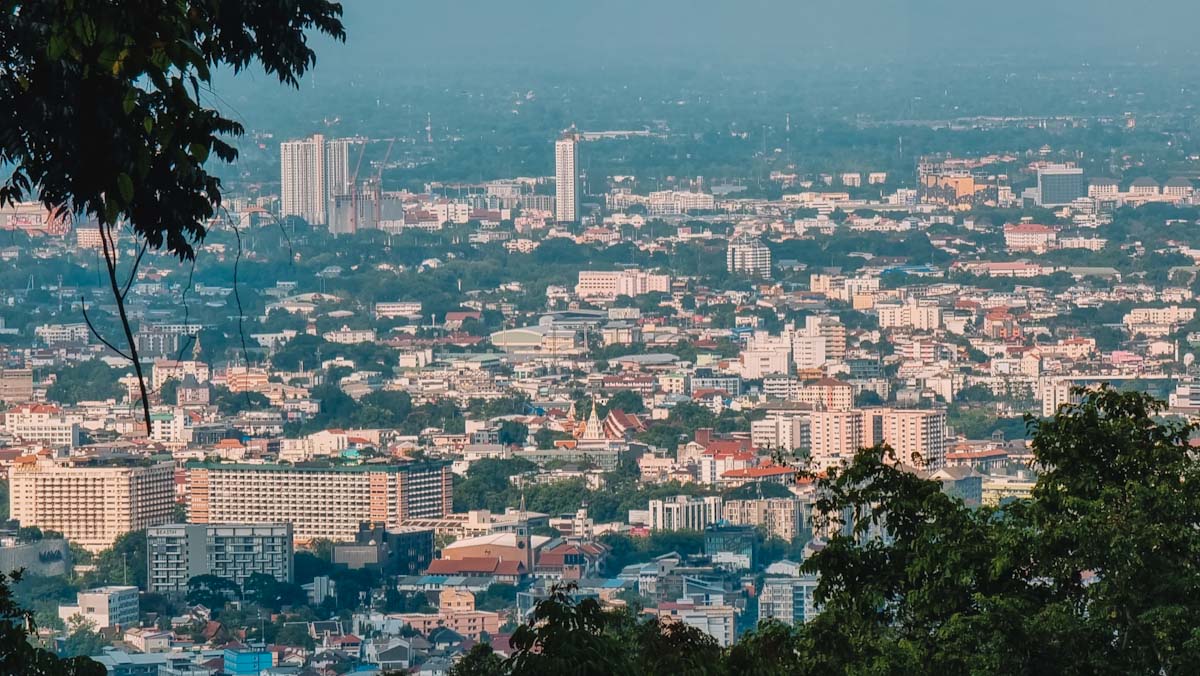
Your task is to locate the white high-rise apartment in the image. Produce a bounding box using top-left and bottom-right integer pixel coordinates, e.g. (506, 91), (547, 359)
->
(10, 458), (174, 552)
(280, 134), (353, 226)
(648, 495), (724, 531)
(727, 234), (772, 277)
(555, 132), (580, 222)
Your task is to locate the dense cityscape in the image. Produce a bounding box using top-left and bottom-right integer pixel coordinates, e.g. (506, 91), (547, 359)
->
(4, 1), (1200, 675)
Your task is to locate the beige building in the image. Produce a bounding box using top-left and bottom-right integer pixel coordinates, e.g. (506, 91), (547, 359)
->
(10, 458), (174, 552)
(877, 299), (942, 331)
(186, 461), (453, 543)
(863, 408), (948, 470)
(0, 369), (33, 404)
(808, 410), (864, 471)
(722, 498), (806, 542)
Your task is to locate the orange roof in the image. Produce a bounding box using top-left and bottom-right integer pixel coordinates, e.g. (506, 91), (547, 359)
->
(721, 465), (796, 478)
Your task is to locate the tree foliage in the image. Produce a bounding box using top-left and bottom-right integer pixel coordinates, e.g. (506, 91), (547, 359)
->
(0, 571), (104, 674)
(463, 389), (1200, 675)
(0, 0), (345, 431)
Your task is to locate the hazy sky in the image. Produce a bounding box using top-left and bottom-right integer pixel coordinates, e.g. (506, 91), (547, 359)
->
(305, 0), (1200, 72)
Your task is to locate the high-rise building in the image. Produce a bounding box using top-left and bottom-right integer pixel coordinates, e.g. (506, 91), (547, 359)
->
(722, 498), (807, 542)
(863, 408), (948, 470)
(186, 462), (454, 542)
(146, 523), (294, 596)
(726, 234), (772, 277)
(10, 458), (174, 552)
(280, 134), (353, 226)
(647, 495), (724, 531)
(759, 576), (820, 626)
(1035, 164), (1085, 207)
(555, 131), (580, 222)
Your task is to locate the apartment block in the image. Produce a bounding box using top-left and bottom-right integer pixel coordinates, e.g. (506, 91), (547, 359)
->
(186, 462), (453, 543)
(863, 408), (948, 470)
(647, 496), (724, 532)
(58, 586), (139, 630)
(759, 576), (820, 626)
(722, 498), (807, 542)
(146, 523), (294, 596)
(10, 458), (174, 552)
(2, 403), (80, 447)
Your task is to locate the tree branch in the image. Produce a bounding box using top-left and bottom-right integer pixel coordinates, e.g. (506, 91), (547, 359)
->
(121, 241), (148, 301)
(79, 298), (131, 361)
(99, 222), (152, 434)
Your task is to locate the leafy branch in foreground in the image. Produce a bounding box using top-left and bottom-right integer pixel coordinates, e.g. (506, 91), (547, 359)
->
(453, 388), (1200, 676)
(0, 0), (345, 430)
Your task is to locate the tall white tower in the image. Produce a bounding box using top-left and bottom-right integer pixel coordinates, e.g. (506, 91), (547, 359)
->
(555, 131), (580, 223)
(280, 134), (353, 227)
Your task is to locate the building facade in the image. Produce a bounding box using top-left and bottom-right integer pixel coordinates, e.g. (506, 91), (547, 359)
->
(647, 496), (724, 531)
(146, 523), (294, 595)
(186, 462), (453, 542)
(10, 459), (174, 552)
(555, 132), (580, 222)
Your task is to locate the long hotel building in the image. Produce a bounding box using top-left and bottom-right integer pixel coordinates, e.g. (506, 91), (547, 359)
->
(9, 457), (174, 552)
(186, 462), (453, 543)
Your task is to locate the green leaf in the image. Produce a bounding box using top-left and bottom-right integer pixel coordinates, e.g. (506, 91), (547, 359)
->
(189, 143), (209, 163)
(116, 173), (133, 203)
(122, 90), (136, 115)
(143, 116), (153, 134)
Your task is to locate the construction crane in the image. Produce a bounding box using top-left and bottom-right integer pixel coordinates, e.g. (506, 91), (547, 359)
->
(347, 140), (368, 234)
(372, 138), (397, 229)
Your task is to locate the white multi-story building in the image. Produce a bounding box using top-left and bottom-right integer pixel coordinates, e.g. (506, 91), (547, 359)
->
(574, 270), (670, 301)
(727, 234), (772, 278)
(759, 576), (820, 626)
(375, 301), (424, 320)
(555, 132), (580, 222)
(280, 134), (353, 226)
(2, 404), (80, 448)
(59, 586), (139, 630)
(34, 323), (89, 345)
(647, 496), (724, 532)
(877, 299), (942, 331)
(10, 459), (174, 552)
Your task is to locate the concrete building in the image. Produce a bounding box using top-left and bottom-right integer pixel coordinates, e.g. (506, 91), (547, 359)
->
(808, 410), (863, 471)
(146, 523), (294, 595)
(877, 299), (942, 331)
(10, 458), (174, 552)
(574, 270), (670, 300)
(863, 408), (948, 470)
(555, 131), (580, 222)
(186, 462), (453, 543)
(726, 234), (772, 277)
(280, 133), (353, 227)
(58, 586), (139, 630)
(647, 496), (724, 532)
(1, 403), (80, 447)
(1035, 164), (1085, 206)
(722, 498), (807, 542)
(759, 575), (820, 626)
(0, 368), (33, 404)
